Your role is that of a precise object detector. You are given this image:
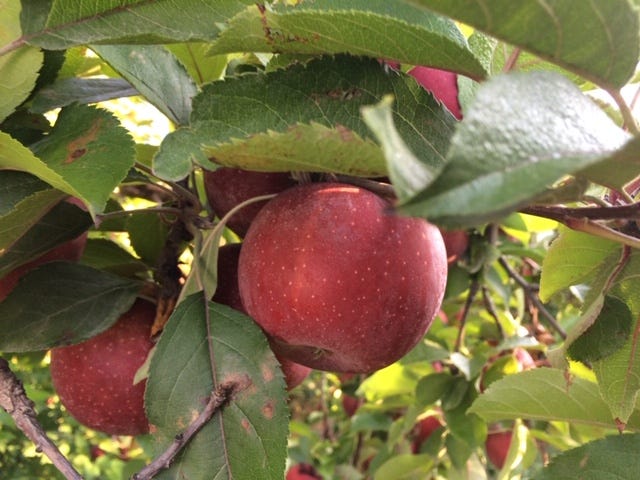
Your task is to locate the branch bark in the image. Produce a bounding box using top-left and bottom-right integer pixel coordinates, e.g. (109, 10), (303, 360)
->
(0, 357), (83, 480)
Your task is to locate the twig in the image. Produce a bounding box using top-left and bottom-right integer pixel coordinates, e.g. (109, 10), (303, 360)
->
(0, 357), (83, 480)
(606, 87), (639, 134)
(132, 381), (238, 480)
(454, 275), (481, 352)
(522, 203), (640, 221)
(481, 285), (505, 340)
(498, 257), (567, 339)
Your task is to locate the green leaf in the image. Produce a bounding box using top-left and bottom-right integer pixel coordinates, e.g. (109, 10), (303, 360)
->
(0, 169), (65, 251)
(406, 0), (639, 88)
(0, 200), (92, 277)
(580, 134), (640, 190)
(145, 296), (289, 480)
(0, 262), (140, 352)
(400, 72), (630, 228)
(166, 43), (228, 85)
(568, 295), (633, 363)
(30, 78), (137, 114)
(415, 372), (455, 407)
(80, 238), (148, 277)
(539, 226), (621, 302)
(0, 0), (44, 122)
(19, 0), (255, 50)
(362, 96), (442, 203)
(210, 1), (488, 80)
(91, 45), (197, 126)
(154, 55), (455, 181)
(373, 453), (434, 480)
(468, 368), (630, 430)
(0, 104), (135, 216)
(125, 212), (170, 267)
(538, 434), (640, 480)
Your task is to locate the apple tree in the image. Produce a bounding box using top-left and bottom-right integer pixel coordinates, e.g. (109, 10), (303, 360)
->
(2, 0), (640, 479)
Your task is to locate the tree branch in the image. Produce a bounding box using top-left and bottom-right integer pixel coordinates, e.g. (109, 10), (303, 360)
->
(132, 381), (238, 480)
(0, 357), (83, 480)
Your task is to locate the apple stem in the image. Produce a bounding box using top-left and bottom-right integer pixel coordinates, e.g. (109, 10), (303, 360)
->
(0, 357), (83, 480)
(132, 380), (239, 480)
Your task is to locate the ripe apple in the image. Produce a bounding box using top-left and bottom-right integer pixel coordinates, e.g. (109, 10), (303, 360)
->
(286, 463), (323, 480)
(212, 243), (311, 390)
(341, 394), (360, 417)
(411, 415), (443, 453)
(440, 229), (469, 264)
(408, 66), (462, 120)
(50, 299), (155, 435)
(485, 430), (513, 469)
(238, 182), (448, 373)
(203, 167), (296, 237)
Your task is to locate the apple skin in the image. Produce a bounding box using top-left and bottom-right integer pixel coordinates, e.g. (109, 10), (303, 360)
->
(411, 415), (442, 453)
(238, 182), (448, 373)
(286, 463), (323, 480)
(50, 299), (155, 436)
(485, 430), (513, 469)
(341, 394), (360, 417)
(440, 229), (469, 264)
(408, 66), (462, 120)
(203, 167), (296, 237)
(212, 243), (311, 390)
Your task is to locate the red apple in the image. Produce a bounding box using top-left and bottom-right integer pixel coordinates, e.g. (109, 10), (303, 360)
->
(411, 415), (443, 453)
(50, 299), (155, 435)
(341, 394), (360, 417)
(408, 66), (462, 120)
(238, 182), (448, 373)
(439, 229), (469, 264)
(203, 167), (296, 237)
(286, 463), (323, 480)
(485, 430), (513, 469)
(212, 243), (311, 390)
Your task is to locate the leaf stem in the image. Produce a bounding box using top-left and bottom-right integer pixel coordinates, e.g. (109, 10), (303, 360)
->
(606, 87), (639, 135)
(0, 37), (26, 57)
(0, 357), (83, 480)
(132, 381), (238, 480)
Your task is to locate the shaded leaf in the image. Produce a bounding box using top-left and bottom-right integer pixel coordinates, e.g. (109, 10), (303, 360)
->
(406, 0), (639, 88)
(0, 262), (140, 352)
(145, 296), (289, 480)
(210, 1), (488, 80)
(400, 72), (630, 228)
(0, 104), (136, 216)
(373, 453), (434, 480)
(30, 78), (137, 113)
(91, 44), (197, 125)
(80, 238), (148, 277)
(538, 434), (640, 480)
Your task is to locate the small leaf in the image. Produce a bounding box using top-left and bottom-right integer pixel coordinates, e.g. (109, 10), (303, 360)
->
(91, 45), (197, 125)
(166, 43), (228, 85)
(210, 1), (488, 79)
(145, 296), (289, 480)
(407, 0), (640, 88)
(373, 453), (434, 480)
(538, 434), (640, 480)
(80, 238), (148, 277)
(0, 262), (140, 352)
(415, 372), (455, 407)
(468, 368), (630, 430)
(30, 78), (137, 114)
(568, 295), (632, 363)
(539, 226), (620, 302)
(401, 72), (630, 228)
(0, 104), (136, 216)
(126, 212), (170, 266)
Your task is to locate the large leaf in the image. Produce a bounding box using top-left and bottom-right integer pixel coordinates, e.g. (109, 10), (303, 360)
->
(0, 262), (140, 352)
(468, 368), (639, 431)
(0, 104), (135, 216)
(18, 0), (255, 50)
(0, 169), (65, 251)
(30, 78), (137, 113)
(154, 55), (456, 181)
(91, 45), (197, 125)
(406, 0), (639, 88)
(209, 0), (488, 80)
(538, 434), (640, 480)
(145, 296), (289, 480)
(400, 72), (631, 228)
(0, 0), (43, 122)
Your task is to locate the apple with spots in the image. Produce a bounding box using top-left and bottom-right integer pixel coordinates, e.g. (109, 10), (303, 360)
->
(238, 182), (448, 373)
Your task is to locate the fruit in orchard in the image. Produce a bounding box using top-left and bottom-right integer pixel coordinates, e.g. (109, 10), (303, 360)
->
(411, 415), (443, 453)
(212, 243), (311, 390)
(408, 66), (462, 120)
(203, 167), (296, 237)
(286, 463), (323, 480)
(440, 229), (469, 264)
(485, 430), (513, 469)
(50, 299), (155, 435)
(238, 182), (448, 373)
(341, 394), (360, 417)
